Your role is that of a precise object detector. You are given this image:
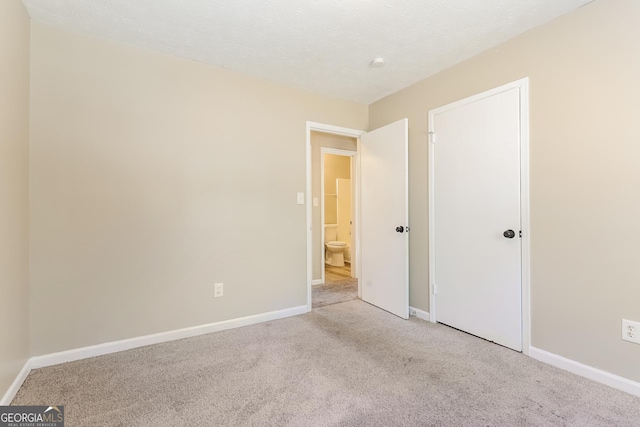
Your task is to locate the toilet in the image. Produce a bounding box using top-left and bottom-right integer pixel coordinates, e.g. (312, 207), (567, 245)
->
(324, 224), (348, 267)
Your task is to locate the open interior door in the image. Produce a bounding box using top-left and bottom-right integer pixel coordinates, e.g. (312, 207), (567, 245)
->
(360, 119), (409, 319)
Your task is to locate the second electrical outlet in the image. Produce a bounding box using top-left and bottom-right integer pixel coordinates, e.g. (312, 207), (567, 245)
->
(214, 283), (224, 298)
(622, 319), (640, 344)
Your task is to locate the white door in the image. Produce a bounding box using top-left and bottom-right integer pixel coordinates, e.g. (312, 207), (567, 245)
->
(360, 119), (409, 319)
(431, 87), (523, 351)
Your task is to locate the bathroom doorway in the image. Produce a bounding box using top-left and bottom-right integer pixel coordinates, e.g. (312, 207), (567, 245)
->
(321, 149), (355, 283)
(309, 130), (360, 309)
(306, 120), (410, 316)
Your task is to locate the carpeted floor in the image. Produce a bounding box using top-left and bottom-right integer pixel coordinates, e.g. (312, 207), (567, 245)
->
(12, 300), (640, 426)
(312, 278), (358, 308)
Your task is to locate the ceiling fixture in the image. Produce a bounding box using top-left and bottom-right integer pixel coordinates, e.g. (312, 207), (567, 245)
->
(370, 58), (385, 68)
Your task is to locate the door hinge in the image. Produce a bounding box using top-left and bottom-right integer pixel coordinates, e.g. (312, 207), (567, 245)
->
(434, 284), (438, 295)
(429, 131), (436, 144)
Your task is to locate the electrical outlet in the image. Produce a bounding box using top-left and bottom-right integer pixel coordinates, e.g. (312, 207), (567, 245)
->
(214, 283), (223, 298)
(622, 319), (640, 344)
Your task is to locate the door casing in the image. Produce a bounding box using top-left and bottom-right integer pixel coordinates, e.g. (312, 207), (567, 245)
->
(427, 78), (531, 355)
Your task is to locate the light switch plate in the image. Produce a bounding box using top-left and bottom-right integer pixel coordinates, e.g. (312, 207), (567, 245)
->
(313, 197), (319, 207)
(297, 192), (305, 205)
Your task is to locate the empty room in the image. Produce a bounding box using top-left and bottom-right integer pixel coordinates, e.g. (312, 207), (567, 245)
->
(1, 0), (639, 425)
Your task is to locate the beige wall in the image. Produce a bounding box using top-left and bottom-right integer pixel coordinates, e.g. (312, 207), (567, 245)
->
(310, 133), (357, 281)
(323, 154), (351, 224)
(29, 22), (367, 355)
(0, 0), (30, 398)
(369, 0), (640, 382)
(12, 0), (639, 390)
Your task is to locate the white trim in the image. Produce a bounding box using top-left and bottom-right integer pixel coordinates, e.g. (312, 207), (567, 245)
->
(428, 78), (531, 354)
(306, 122), (365, 310)
(409, 306), (430, 321)
(320, 147), (358, 156)
(312, 279), (323, 286)
(403, 119), (410, 319)
(355, 139), (362, 298)
(320, 149), (326, 285)
(306, 123), (313, 311)
(6, 318), (639, 405)
(1, 304), (307, 403)
(529, 347), (640, 398)
(0, 360), (31, 405)
(519, 78), (531, 356)
(307, 122), (365, 138)
(29, 305), (307, 369)
(428, 127), (436, 323)
(350, 155), (357, 279)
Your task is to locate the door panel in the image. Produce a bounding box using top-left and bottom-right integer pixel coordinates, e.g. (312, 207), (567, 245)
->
(361, 119), (409, 319)
(433, 88), (522, 350)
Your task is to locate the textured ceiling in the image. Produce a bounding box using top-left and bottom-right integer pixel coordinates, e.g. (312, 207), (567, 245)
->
(21, 0), (593, 104)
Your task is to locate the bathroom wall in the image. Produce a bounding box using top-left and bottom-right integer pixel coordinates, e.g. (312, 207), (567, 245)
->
(0, 0), (30, 398)
(335, 178), (352, 262)
(323, 154), (351, 225)
(311, 133), (357, 281)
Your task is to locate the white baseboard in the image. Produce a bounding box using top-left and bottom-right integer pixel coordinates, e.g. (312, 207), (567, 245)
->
(312, 279), (323, 286)
(409, 306), (430, 321)
(3, 305), (305, 403)
(27, 305), (307, 370)
(529, 346), (640, 398)
(8, 308), (639, 403)
(0, 305), (309, 405)
(0, 360), (32, 405)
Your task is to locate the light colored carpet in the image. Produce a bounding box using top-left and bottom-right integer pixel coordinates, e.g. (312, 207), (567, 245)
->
(312, 278), (358, 308)
(12, 300), (640, 426)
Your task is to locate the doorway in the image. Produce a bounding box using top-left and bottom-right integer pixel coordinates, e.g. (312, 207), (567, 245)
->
(321, 148), (356, 284)
(306, 123), (364, 310)
(306, 120), (410, 317)
(428, 78), (530, 353)
(308, 131), (359, 308)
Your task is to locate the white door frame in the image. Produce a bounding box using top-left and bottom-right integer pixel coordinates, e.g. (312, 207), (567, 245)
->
(306, 122), (366, 311)
(427, 78), (531, 354)
(320, 147), (357, 285)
